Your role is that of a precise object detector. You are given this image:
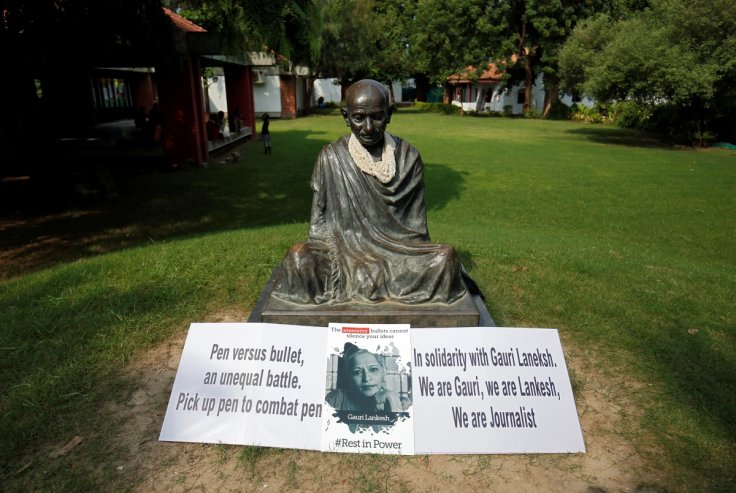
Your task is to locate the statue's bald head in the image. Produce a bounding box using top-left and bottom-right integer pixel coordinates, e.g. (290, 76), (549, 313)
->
(342, 79), (392, 148)
(345, 79), (391, 109)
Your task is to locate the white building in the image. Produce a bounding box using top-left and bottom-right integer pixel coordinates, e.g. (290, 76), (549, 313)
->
(312, 79), (407, 106)
(447, 65), (593, 114)
(203, 52), (311, 120)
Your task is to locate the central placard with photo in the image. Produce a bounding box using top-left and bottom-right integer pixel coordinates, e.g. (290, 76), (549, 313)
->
(321, 323), (414, 454)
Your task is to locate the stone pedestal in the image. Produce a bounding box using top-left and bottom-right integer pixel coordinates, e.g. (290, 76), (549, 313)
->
(247, 265), (495, 327)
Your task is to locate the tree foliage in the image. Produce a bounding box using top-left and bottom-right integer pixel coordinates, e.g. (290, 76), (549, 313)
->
(480, 0), (614, 114)
(312, 0), (415, 89)
(313, 0), (379, 83)
(1, 0), (174, 69)
(400, 0), (613, 112)
(560, 0), (736, 141)
(408, 0), (488, 84)
(310, 0), (618, 108)
(168, 0), (322, 66)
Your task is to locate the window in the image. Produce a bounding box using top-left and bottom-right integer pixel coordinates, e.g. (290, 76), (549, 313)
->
(516, 88), (526, 105)
(94, 78), (132, 110)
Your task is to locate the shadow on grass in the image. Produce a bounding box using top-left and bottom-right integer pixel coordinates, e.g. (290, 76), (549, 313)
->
(0, 258), (198, 484)
(641, 325), (736, 482)
(565, 126), (674, 149)
(0, 133), (468, 482)
(0, 130), (466, 279)
(423, 162), (466, 212)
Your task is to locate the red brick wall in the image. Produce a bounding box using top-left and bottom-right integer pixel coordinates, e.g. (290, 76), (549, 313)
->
(224, 66), (256, 136)
(132, 73), (156, 111)
(157, 56), (208, 166)
(280, 75), (297, 119)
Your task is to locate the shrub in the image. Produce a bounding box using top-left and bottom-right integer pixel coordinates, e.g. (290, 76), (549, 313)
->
(612, 101), (651, 129)
(465, 110), (503, 118)
(523, 110), (545, 119)
(570, 103), (611, 124)
(547, 100), (572, 120)
(414, 101), (461, 115)
(646, 104), (716, 146)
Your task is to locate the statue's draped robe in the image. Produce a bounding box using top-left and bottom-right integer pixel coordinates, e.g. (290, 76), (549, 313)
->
(273, 135), (467, 305)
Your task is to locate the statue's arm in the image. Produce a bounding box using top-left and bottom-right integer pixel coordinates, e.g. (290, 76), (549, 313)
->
(406, 148), (431, 241)
(307, 149), (328, 240)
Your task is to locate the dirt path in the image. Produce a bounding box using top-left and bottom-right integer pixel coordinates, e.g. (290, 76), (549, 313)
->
(108, 309), (670, 492)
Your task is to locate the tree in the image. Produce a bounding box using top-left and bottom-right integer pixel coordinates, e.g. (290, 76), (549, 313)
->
(409, 0), (488, 84)
(312, 0), (424, 100)
(1, 0), (174, 69)
(370, 0), (417, 89)
(404, 0), (613, 112)
(168, 0), (322, 66)
(559, 0), (736, 141)
(313, 0), (379, 85)
(479, 0), (613, 115)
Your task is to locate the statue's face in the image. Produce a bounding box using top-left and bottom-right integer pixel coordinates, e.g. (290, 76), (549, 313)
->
(348, 351), (384, 398)
(344, 83), (391, 148)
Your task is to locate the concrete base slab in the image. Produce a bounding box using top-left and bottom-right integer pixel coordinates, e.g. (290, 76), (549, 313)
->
(248, 265), (495, 328)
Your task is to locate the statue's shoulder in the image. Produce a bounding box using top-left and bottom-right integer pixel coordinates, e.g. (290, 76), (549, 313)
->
(319, 135), (349, 156)
(389, 134), (422, 164)
(389, 134), (416, 151)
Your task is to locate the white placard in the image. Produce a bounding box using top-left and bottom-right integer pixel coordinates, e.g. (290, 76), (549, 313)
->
(160, 324), (584, 455)
(321, 323), (414, 455)
(159, 323), (327, 450)
(411, 326), (585, 454)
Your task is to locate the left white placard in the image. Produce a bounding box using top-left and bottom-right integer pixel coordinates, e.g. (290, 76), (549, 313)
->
(159, 323), (327, 450)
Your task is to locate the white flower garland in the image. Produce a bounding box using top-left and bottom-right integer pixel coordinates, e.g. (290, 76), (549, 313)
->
(348, 132), (396, 184)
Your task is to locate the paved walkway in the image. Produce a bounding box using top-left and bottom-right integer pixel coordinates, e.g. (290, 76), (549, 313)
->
(92, 119), (252, 156)
(207, 125), (253, 153)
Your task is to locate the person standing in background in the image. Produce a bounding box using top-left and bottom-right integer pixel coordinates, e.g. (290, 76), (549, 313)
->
(261, 113), (271, 154)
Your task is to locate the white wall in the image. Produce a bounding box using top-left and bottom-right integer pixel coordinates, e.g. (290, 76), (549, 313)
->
(205, 77), (228, 115)
(296, 77), (307, 115)
(391, 81), (404, 103)
(313, 78), (342, 104)
(560, 93), (595, 108)
(313, 78), (407, 105)
(453, 74), (594, 114)
(254, 75), (282, 116)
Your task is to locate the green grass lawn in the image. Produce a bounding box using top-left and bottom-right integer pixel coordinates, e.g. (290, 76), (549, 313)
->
(1, 109), (734, 491)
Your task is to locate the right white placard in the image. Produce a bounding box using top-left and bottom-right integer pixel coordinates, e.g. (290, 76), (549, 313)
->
(411, 326), (585, 454)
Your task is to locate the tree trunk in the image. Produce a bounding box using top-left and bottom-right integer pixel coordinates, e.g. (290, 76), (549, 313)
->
(524, 56), (533, 114)
(389, 82), (399, 106)
(306, 76), (315, 110)
(203, 81), (212, 115)
(414, 73), (430, 102)
(543, 73), (560, 117)
(475, 88), (485, 112)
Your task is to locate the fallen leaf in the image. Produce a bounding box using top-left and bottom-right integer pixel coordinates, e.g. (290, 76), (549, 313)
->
(512, 266), (528, 273)
(49, 436), (83, 459)
(15, 462), (33, 475)
(687, 328), (699, 335)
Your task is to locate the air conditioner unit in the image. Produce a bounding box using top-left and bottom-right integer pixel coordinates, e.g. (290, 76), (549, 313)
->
(253, 70), (265, 84)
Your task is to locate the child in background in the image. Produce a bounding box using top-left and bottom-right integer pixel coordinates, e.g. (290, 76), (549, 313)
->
(261, 113), (271, 154)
